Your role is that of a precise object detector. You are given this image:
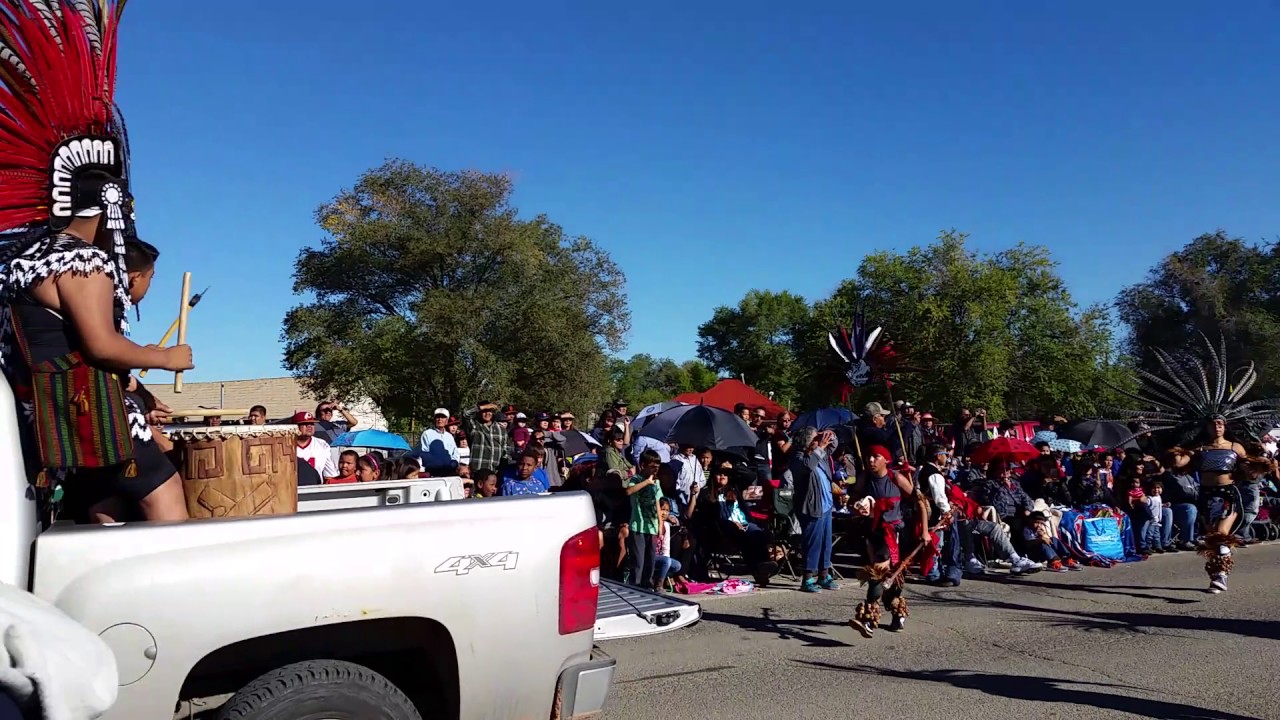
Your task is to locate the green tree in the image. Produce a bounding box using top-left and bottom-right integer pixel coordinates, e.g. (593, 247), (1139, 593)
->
(696, 289), (811, 407)
(794, 230), (1127, 419)
(1116, 231), (1280, 398)
(283, 161), (629, 423)
(608, 354), (719, 408)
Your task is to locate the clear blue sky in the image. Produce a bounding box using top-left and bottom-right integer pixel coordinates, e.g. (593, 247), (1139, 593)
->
(116, 1), (1280, 384)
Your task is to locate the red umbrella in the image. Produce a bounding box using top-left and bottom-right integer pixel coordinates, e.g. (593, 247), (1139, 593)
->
(970, 437), (1040, 465)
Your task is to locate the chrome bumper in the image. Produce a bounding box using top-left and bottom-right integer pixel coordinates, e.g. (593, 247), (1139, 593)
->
(551, 646), (616, 719)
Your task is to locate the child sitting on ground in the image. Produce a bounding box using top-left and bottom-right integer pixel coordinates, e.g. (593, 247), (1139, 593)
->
(1022, 509), (1081, 572)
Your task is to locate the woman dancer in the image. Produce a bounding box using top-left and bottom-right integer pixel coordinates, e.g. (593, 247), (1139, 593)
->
(1107, 334), (1280, 596)
(1194, 417), (1247, 593)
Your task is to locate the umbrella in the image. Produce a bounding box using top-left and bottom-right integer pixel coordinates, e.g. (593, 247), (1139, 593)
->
(1048, 438), (1082, 453)
(970, 437), (1040, 465)
(637, 404), (758, 450)
(792, 407), (854, 430)
(330, 429), (412, 451)
(546, 429), (600, 456)
(1058, 420), (1137, 450)
(1032, 430), (1058, 444)
(632, 400), (688, 430)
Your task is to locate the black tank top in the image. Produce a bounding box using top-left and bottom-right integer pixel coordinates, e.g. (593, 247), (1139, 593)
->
(867, 472), (903, 524)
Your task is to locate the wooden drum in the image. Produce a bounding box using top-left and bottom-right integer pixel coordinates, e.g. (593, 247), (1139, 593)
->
(168, 424), (299, 519)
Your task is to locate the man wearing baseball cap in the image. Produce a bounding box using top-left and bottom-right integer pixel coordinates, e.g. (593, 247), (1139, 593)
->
(420, 407), (459, 477)
(856, 402), (899, 463)
(292, 411), (337, 480)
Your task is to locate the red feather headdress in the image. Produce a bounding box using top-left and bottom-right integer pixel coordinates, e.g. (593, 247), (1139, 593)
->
(828, 309), (917, 401)
(0, 1), (134, 323)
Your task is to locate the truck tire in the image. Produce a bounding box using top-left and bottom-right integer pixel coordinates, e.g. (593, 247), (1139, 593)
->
(216, 660), (421, 720)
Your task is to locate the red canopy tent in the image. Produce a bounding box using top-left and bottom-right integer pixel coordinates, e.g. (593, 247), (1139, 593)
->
(672, 379), (789, 418)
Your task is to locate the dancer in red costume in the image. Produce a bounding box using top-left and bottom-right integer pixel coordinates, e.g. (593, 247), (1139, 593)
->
(846, 445), (938, 637)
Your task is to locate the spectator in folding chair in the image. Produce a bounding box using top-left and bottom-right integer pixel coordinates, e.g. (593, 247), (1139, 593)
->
(944, 467), (1042, 576)
(689, 460), (778, 585)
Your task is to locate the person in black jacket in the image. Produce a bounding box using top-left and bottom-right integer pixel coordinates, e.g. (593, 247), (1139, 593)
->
(1068, 460), (1111, 508)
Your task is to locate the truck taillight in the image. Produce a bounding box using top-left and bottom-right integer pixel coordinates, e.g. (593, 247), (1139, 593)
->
(558, 527), (600, 635)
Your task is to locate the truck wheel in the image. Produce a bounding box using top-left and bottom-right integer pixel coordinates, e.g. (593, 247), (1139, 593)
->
(216, 659), (421, 720)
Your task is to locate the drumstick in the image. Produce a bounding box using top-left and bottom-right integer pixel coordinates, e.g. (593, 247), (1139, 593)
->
(174, 272), (191, 393)
(139, 286), (209, 379)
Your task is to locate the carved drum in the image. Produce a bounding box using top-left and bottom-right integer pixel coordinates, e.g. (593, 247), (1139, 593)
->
(168, 424), (298, 519)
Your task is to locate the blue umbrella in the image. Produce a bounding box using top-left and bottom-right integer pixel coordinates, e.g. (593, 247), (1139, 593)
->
(792, 407), (854, 430)
(1032, 430), (1058, 444)
(1049, 438), (1082, 453)
(330, 429), (412, 451)
(637, 404), (758, 450)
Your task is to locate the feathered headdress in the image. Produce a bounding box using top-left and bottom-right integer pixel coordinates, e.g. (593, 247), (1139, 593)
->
(1107, 332), (1280, 445)
(0, 0), (133, 323)
(828, 309), (913, 400)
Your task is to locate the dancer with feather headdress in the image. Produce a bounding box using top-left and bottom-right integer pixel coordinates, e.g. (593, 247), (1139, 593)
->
(1107, 333), (1280, 594)
(0, 1), (194, 523)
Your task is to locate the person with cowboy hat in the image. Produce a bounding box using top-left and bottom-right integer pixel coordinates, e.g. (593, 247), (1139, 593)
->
(1021, 499), (1081, 572)
(467, 401), (508, 472)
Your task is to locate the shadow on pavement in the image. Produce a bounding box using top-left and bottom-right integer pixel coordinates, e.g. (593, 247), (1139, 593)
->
(791, 661), (1261, 720)
(964, 574), (1202, 604)
(700, 607), (852, 648)
(918, 593), (1280, 641)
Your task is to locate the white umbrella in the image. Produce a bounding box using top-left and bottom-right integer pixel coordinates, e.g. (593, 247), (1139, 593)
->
(633, 400), (688, 430)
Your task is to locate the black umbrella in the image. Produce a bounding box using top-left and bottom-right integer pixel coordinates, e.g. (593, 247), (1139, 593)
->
(546, 430), (601, 457)
(1058, 420), (1137, 450)
(637, 404), (758, 450)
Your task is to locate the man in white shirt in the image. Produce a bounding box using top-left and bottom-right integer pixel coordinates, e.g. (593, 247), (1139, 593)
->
(419, 407), (459, 476)
(667, 444), (701, 516)
(292, 411), (337, 480)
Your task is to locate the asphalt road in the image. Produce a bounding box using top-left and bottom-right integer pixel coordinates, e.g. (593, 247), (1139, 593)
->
(600, 543), (1280, 720)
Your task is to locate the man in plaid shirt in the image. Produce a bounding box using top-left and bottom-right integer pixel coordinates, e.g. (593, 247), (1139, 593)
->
(467, 400), (509, 472)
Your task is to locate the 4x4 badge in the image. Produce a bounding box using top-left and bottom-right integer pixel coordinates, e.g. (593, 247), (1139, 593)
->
(434, 552), (519, 576)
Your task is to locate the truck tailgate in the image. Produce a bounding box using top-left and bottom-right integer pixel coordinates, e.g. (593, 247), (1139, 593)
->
(594, 580), (701, 641)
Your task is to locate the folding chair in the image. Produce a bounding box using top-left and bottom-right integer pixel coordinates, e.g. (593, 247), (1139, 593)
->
(769, 514), (801, 579)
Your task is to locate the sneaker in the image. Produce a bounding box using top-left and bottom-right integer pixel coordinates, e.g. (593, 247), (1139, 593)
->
(819, 575), (840, 591)
(1047, 560), (1068, 573)
(965, 558), (987, 575)
(888, 614), (906, 632)
(1011, 557), (1042, 575)
(1177, 541), (1198, 551)
(1066, 559), (1083, 571)
(849, 618), (875, 638)
(1163, 544), (1181, 553)
(1208, 574), (1227, 594)
(800, 578), (822, 594)
(1150, 546), (1165, 554)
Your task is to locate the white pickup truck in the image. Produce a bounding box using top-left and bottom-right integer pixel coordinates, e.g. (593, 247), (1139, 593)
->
(0, 383), (698, 720)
